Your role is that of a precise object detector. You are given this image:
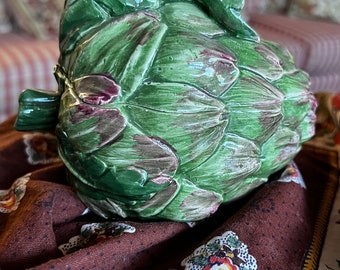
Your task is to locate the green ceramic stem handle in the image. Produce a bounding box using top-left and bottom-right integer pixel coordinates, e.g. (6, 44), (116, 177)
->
(15, 89), (60, 131)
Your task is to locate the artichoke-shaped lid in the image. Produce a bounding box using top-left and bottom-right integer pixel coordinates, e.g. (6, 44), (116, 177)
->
(15, 0), (316, 222)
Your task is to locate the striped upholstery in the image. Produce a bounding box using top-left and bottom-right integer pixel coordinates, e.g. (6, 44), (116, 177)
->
(250, 14), (340, 93)
(0, 33), (58, 123)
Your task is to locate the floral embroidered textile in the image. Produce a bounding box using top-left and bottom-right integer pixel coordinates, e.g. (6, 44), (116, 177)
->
(288, 0), (340, 23)
(6, 0), (65, 40)
(181, 231), (257, 270)
(23, 132), (60, 165)
(58, 222), (136, 255)
(278, 162), (306, 188)
(0, 174), (30, 213)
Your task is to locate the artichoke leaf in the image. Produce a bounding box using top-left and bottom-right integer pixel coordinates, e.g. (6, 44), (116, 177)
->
(158, 178), (223, 222)
(65, 152), (173, 202)
(60, 104), (126, 153)
(76, 192), (128, 219)
(60, 0), (161, 55)
(119, 19), (167, 94)
(222, 71), (284, 144)
(71, 11), (167, 96)
(185, 133), (261, 193)
(134, 178), (180, 217)
(73, 74), (120, 105)
(125, 83), (228, 167)
(273, 70), (317, 142)
(150, 31), (238, 97)
(218, 37), (284, 81)
(108, 169), (171, 197)
(95, 131), (179, 178)
(64, 136), (181, 218)
(173, 116), (227, 169)
(124, 109), (227, 169)
(297, 108), (317, 143)
(132, 135), (179, 177)
(59, 0), (114, 54)
(160, 2), (225, 37)
(58, 127), (175, 206)
(263, 40), (297, 73)
(273, 71), (314, 129)
(222, 175), (267, 202)
(259, 127), (301, 176)
(127, 82), (226, 114)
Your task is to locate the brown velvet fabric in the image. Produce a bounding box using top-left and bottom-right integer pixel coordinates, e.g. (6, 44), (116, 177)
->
(0, 115), (338, 270)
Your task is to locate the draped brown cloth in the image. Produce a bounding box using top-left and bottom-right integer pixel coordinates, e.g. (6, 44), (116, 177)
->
(0, 102), (339, 270)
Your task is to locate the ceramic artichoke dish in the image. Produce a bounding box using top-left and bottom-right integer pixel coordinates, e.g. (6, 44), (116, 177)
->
(15, 0), (317, 222)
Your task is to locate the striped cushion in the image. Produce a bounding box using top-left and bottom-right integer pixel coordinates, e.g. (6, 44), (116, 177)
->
(250, 14), (340, 93)
(310, 73), (340, 93)
(0, 33), (58, 123)
(250, 14), (340, 77)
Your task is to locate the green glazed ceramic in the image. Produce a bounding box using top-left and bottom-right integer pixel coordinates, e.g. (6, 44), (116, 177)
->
(15, 0), (316, 222)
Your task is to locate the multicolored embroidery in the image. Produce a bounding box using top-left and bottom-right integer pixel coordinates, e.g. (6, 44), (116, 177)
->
(0, 173), (30, 213)
(23, 132), (60, 165)
(278, 162), (306, 188)
(181, 231), (257, 270)
(58, 222), (136, 255)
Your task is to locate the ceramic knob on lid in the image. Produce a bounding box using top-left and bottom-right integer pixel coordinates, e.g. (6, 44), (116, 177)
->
(15, 0), (317, 222)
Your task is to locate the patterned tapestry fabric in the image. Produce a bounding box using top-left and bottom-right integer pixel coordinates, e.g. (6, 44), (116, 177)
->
(288, 0), (340, 24)
(297, 145), (339, 270)
(318, 179), (340, 270)
(0, 33), (59, 123)
(243, 0), (290, 17)
(0, 0), (12, 33)
(250, 14), (340, 93)
(305, 93), (340, 158)
(5, 0), (65, 40)
(300, 93), (340, 270)
(0, 111), (339, 269)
